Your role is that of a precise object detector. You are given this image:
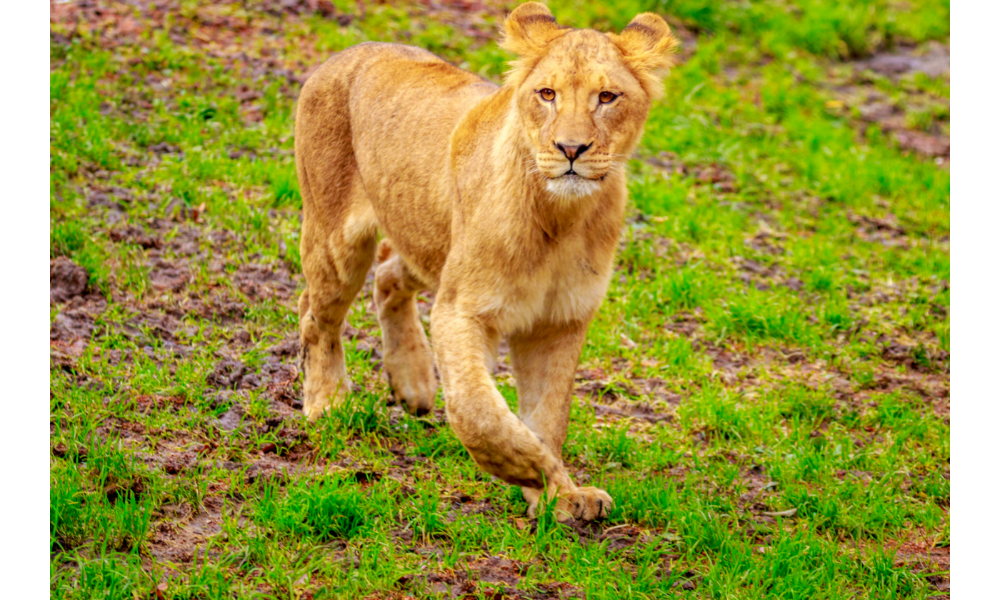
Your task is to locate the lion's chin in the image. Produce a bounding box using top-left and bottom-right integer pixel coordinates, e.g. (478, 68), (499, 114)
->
(544, 174), (602, 199)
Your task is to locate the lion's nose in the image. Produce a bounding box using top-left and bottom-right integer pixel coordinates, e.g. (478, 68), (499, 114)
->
(555, 142), (592, 161)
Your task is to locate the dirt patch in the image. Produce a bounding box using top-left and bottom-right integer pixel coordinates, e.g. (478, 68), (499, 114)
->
(205, 354), (302, 408)
(886, 536), (950, 598)
(893, 129), (950, 159)
(664, 312), (703, 338)
(262, 360), (301, 408)
(50, 301), (100, 344)
(87, 186), (133, 209)
(148, 493), (232, 564)
(591, 400), (675, 424)
(109, 224), (162, 249)
(206, 359), (247, 390)
(166, 226), (204, 256)
(871, 368), (950, 422)
(399, 555), (584, 599)
(734, 257), (792, 292)
(849, 211), (910, 248)
(577, 369), (682, 404)
(270, 335), (300, 359)
(234, 263), (298, 300)
(51, 257), (90, 304)
(854, 42), (949, 78)
(148, 258), (191, 293)
(735, 464), (780, 514)
(100, 308), (194, 363)
(874, 333), (949, 375)
(827, 42), (951, 160)
(187, 290), (248, 325)
(51, 292), (109, 368)
(746, 343), (950, 423)
(645, 152), (737, 193)
(743, 226), (786, 256)
(121, 309), (182, 341)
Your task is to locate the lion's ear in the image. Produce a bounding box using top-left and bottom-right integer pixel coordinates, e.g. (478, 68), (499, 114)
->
(500, 2), (565, 58)
(609, 13), (678, 99)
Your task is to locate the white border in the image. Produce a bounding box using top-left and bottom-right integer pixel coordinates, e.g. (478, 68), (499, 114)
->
(3, 0), (51, 593)
(951, 1), (998, 597)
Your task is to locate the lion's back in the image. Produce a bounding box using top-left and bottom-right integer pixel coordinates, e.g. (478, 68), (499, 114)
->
(296, 43), (498, 283)
(299, 42), (496, 152)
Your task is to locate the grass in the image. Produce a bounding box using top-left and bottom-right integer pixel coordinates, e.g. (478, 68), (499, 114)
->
(50, 1), (949, 598)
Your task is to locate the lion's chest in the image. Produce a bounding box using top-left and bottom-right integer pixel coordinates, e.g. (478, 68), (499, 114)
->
(489, 241), (614, 334)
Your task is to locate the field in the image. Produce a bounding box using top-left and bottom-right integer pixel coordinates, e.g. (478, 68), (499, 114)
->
(49, 1), (950, 598)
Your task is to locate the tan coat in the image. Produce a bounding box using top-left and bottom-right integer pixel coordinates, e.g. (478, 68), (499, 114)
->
(294, 2), (676, 520)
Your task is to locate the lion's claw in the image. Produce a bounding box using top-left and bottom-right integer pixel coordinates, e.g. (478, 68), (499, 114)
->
(567, 486), (613, 520)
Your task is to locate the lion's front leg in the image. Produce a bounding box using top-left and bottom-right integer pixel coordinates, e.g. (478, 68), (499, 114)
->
(431, 300), (609, 521)
(430, 301), (576, 492)
(510, 321), (613, 521)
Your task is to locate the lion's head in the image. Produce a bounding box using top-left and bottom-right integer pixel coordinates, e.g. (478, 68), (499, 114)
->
(500, 3), (677, 198)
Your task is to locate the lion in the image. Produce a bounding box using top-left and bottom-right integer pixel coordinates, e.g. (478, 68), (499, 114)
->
(294, 2), (677, 521)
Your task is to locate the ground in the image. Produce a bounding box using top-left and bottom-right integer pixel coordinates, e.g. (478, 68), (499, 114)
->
(50, 1), (949, 598)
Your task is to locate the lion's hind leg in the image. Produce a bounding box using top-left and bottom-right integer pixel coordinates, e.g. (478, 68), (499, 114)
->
(295, 62), (378, 421)
(374, 239), (438, 416)
(297, 183), (378, 421)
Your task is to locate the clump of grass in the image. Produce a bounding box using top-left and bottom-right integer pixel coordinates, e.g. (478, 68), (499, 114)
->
(777, 383), (837, 424)
(709, 288), (816, 345)
(50, 462), (86, 552)
(73, 240), (110, 294)
(412, 425), (465, 460)
(871, 391), (936, 443)
(255, 474), (378, 541)
(852, 545), (923, 596)
(51, 219), (88, 257)
(656, 262), (721, 312)
(410, 479), (448, 539)
(70, 555), (142, 599)
(592, 420), (638, 468)
(604, 474), (680, 527)
(680, 386), (760, 442)
(328, 390), (394, 437)
(112, 245), (150, 298)
(50, 442), (157, 555)
(50, 217), (111, 293)
(268, 163), (301, 208)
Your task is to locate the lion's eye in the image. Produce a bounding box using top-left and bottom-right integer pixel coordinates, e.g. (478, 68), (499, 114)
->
(599, 91), (618, 104)
(539, 88), (555, 102)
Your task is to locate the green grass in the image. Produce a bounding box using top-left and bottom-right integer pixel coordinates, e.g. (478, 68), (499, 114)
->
(50, 1), (948, 598)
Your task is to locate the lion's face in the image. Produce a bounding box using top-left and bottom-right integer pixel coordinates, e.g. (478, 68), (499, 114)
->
(516, 31), (652, 198)
(501, 3), (677, 199)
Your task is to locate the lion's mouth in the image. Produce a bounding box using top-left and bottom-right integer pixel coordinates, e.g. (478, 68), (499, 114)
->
(559, 170), (603, 181)
(557, 172), (607, 183)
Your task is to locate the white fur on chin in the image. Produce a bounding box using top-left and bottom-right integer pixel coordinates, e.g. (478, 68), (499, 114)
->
(545, 175), (601, 199)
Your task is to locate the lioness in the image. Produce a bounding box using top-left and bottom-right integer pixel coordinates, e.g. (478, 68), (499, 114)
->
(295, 2), (676, 521)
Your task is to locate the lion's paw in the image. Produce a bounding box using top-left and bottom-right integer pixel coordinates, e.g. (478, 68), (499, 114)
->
(301, 378), (350, 422)
(384, 349), (437, 417)
(564, 486), (613, 521)
(302, 401), (330, 422)
(525, 486), (613, 522)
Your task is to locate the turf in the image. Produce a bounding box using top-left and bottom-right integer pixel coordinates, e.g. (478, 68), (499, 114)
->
(50, 1), (950, 598)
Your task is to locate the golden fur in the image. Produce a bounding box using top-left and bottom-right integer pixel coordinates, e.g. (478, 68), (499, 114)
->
(294, 2), (676, 520)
